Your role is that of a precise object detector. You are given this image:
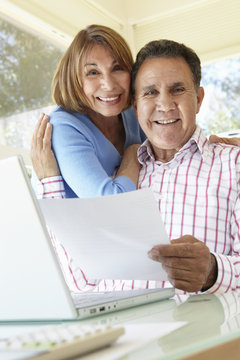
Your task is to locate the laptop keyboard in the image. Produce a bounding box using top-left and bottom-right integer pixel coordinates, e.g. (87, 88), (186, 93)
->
(72, 289), (165, 308)
(72, 291), (139, 307)
(0, 323), (124, 359)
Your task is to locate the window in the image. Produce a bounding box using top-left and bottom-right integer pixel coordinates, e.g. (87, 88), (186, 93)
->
(197, 56), (240, 136)
(0, 15), (64, 149)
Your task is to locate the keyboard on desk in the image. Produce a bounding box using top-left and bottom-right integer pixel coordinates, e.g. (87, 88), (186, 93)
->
(0, 323), (124, 360)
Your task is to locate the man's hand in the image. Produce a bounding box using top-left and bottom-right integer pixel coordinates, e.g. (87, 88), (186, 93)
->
(209, 134), (240, 147)
(148, 235), (218, 292)
(31, 113), (60, 180)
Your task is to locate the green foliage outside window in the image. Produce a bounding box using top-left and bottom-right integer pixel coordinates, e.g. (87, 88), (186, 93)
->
(0, 17), (63, 117)
(0, 17), (64, 148)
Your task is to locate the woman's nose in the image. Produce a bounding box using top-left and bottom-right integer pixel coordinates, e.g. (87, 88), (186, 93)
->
(100, 74), (116, 90)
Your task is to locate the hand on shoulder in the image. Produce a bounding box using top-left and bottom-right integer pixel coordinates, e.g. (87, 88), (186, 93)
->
(31, 113), (60, 180)
(209, 134), (240, 147)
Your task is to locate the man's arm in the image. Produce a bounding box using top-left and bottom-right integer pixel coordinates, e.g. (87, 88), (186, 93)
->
(36, 176), (66, 199)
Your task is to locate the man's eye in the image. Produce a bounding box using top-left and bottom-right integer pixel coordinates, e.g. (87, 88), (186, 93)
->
(144, 89), (157, 96)
(172, 87), (185, 94)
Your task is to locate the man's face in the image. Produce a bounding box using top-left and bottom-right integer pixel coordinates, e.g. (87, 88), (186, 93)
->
(134, 57), (204, 161)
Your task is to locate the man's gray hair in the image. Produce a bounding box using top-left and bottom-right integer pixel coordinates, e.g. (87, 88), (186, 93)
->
(131, 39), (201, 97)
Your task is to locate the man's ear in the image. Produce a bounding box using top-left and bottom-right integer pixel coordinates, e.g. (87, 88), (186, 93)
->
(196, 86), (204, 114)
(133, 97), (138, 117)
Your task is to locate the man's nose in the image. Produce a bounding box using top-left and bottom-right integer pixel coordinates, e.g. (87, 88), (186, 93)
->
(155, 92), (176, 112)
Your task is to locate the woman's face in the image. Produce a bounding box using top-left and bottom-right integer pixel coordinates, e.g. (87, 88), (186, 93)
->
(81, 44), (131, 117)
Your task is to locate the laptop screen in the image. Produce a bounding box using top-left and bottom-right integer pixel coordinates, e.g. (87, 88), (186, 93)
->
(0, 156), (77, 321)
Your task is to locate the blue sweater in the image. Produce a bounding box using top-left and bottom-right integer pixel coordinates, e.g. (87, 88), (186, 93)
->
(50, 106), (146, 198)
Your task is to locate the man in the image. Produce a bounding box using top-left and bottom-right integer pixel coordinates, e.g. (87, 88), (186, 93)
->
(131, 39), (240, 293)
(32, 40), (240, 295)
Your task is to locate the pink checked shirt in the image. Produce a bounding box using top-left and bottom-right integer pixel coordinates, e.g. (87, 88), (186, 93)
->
(37, 126), (240, 294)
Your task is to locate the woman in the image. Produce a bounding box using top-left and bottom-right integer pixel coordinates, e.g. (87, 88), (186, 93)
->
(31, 24), (145, 199)
(31, 24), (150, 293)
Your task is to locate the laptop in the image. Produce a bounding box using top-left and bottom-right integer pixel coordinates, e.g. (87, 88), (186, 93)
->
(0, 156), (174, 322)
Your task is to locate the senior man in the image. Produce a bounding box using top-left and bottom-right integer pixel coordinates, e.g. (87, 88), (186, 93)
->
(131, 39), (240, 293)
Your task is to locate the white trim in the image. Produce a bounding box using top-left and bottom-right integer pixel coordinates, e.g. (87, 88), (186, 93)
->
(201, 45), (240, 64)
(84, 0), (125, 27)
(129, 0), (219, 26)
(0, 0), (72, 48)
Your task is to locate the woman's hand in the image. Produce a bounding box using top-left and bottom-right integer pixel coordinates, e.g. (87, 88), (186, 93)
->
(115, 144), (141, 186)
(209, 134), (240, 147)
(31, 113), (60, 180)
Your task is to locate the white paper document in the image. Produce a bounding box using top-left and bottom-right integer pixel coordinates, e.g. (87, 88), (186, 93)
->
(39, 188), (169, 281)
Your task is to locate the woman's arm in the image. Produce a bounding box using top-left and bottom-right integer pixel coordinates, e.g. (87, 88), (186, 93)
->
(31, 110), (142, 198)
(115, 144), (141, 187)
(52, 116), (137, 197)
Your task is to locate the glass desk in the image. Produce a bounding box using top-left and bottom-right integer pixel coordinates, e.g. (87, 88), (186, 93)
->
(1, 292), (240, 360)
(79, 292), (240, 360)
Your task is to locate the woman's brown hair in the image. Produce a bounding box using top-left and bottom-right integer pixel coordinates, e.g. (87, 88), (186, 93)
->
(52, 24), (133, 113)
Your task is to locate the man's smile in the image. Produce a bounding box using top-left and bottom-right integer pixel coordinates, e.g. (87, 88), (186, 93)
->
(153, 118), (180, 125)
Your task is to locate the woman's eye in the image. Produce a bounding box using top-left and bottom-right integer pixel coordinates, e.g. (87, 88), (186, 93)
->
(113, 64), (122, 71)
(87, 69), (99, 76)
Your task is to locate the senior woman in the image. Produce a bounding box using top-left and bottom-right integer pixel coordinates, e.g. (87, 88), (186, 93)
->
(31, 24), (145, 199)
(31, 24), (148, 292)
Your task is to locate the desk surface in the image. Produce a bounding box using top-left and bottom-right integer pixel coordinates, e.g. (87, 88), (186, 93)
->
(1, 292), (240, 360)
(78, 292), (240, 360)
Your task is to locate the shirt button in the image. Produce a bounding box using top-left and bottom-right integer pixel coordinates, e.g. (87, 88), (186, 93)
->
(161, 165), (168, 171)
(153, 193), (163, 201)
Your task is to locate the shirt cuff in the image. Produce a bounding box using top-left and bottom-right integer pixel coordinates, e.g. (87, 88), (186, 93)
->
(37, 176), (66, 199)
(205, 253), (234, 294)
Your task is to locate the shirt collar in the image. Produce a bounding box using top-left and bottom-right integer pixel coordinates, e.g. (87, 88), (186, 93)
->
(137, 125), (209, 165)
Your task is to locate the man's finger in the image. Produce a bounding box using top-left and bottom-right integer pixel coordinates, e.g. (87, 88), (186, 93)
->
(170, 236), (199, 245)
(167, 278), (203, 293)
(149, 243), (199, 258)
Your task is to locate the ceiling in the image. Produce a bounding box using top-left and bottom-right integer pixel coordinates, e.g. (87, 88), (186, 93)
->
(1, 0), (240, 63)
